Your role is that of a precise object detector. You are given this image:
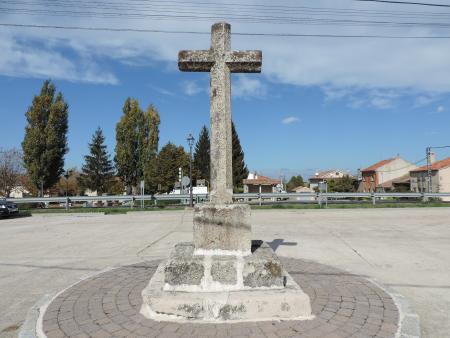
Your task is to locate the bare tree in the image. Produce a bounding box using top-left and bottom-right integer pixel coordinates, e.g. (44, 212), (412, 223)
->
(0, 149), (24, 197)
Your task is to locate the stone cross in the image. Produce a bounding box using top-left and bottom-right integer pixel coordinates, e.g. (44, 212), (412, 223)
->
(179, 22), (262, 204)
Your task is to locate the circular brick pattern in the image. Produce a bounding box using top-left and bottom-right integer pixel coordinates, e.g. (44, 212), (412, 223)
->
(42, 258), (399, 338)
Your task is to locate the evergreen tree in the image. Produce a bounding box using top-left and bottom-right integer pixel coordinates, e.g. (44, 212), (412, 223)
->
(115, 98), (160, 193)
(22, 80), (68, 196)
(232, 121), (249, 190)
(193, 125), (210, 182)
(80, 128), (114, 195)
(286, 175), (304, 191)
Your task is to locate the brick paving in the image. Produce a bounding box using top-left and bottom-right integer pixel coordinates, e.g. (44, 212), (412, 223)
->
(42, 258), (399, 338)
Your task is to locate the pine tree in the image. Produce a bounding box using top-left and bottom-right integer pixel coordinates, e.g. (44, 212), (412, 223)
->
(193, 125), (210, 182)
(232, 121), (249, 190)
(80, 128), (114, 195)
(22, 80), (69, 196)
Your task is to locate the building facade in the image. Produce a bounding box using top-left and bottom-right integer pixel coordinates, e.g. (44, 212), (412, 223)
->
(410, 157), (450, 200)
(359, 156), (417, 192)
(243, 172), (281, 194)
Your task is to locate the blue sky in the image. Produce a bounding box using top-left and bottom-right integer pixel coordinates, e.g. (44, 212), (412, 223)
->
(1, 0), (450, 179)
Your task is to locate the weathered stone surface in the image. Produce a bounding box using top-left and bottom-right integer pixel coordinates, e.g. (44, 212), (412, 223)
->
(211, 256), (236, 285)
(141, 259), (313, 322)
(193, 203), (251, 253)
(178, 22), (262, 204)
(164, 243), (204, 286)
(243, 242), (284, 288)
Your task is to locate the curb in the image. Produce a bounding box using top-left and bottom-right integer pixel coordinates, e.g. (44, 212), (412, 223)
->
(368, 278), (421, 338)
(18, 266), (118, 338)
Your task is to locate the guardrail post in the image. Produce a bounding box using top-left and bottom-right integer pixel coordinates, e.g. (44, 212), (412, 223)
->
(372, 193), (376, 206)
(65, 197), (69, 211)
(259, 185), (262, 206)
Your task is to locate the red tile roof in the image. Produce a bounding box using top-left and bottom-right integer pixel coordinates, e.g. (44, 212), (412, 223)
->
(243, 175), (279, 185)
(410, 157), (450, 172)
(361, 158), (396, 172)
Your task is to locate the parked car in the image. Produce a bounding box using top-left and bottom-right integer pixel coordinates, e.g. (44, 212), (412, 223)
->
(6, 200), (19, 215)
(0, 200), (9, 218)
(0, 198), (19, 218)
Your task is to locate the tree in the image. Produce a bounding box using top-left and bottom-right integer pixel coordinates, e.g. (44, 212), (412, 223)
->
(329, 175), (356, 192)
(51, 168), (82, 196)
(286, 175), (304, 192)
(115, 98), (160, 194)
(193, 125), (210, 182)
(232, 121), (249, 190)
(145, 143), (189, 194)
(142, 105), (161, 192)
(0, 149), (24, 197)
(22, 80), (69, 196)
(80, 127), (114, 195)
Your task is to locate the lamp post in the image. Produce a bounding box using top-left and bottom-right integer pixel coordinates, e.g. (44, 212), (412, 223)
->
(187, 133), (195, 207)
(64, 170), (70, 210)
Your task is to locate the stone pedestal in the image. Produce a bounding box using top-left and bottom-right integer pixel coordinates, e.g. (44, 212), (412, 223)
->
(141, 241), (313, 322)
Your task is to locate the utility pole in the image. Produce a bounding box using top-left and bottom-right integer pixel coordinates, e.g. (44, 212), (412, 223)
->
(187, 133), (195, 207)
(425, 145), (450, 194)
(426, 147), (432, 193)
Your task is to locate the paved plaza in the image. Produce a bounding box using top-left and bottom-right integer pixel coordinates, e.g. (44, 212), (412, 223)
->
(0, 208), (449, 337)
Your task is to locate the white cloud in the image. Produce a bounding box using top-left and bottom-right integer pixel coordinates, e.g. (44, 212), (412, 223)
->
(437, 105), (445, 113)
(0, 33), (118, 84)
(282, 116), (300, 125)
(2, 0), (450, 98)
(233, 75), (267, 99)
(181, 80), (205, 96)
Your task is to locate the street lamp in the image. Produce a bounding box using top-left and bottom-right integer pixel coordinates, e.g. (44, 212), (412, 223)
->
(64, 170), (70, 210)
(187, 133), (195, 207)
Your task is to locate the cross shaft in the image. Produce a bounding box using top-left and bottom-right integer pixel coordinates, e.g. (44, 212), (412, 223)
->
(178, 22), (262, 204)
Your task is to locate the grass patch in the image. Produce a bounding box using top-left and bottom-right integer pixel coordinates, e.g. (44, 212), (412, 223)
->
(22, 206), (185, 215)
(251, 202), (450, 210)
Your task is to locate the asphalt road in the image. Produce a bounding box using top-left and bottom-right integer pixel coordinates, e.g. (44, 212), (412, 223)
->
(0, 208), (449, 337)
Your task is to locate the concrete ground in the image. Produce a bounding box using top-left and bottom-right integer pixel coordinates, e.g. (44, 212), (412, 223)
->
(0, 208), (448, 338)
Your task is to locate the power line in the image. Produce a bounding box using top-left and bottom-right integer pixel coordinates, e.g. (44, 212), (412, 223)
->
(356, 0), (450, 8)
(2, 22), (450, 38)
(4, 6), (450, 29)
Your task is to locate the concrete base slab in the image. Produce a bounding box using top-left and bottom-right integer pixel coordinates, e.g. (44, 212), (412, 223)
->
(141, 261), (313, 322)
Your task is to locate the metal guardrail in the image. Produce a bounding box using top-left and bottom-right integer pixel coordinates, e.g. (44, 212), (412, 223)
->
(5, 192), (450, 205)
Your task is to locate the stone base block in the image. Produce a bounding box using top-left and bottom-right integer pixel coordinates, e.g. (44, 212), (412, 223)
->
(141, 262), (313, 322)
(163, 242), (285, 291)
(193, 203), (251, 254)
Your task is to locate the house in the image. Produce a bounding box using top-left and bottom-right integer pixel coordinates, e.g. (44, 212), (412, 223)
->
(410, 157), (450, 200)
(359, 156), (417, 192)
(292, 186), (316, 201)
(7, 185), (30, 199)
(309, 170), (348, 190)
(243, 172), (281, 194)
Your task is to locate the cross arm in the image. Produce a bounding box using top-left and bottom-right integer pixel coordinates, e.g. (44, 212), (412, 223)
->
(178, 50), (214, 72)
(226, 50), (262, 73)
